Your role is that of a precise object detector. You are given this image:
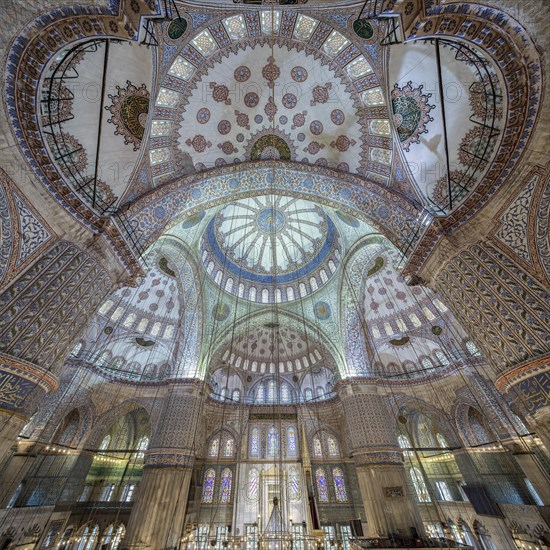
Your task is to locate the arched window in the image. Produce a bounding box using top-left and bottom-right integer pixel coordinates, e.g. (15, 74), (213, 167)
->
(287, 427), (297, 456)
(136, 436), (149, 459)
(250, 427), (260, 457)
(436, 433), (448, 449)
(70, 342), (82, 357)
(99, 435), (111, 451)
(220, 468), (232, 504)
(268, 426), (278, 456)
(202, 469), (216, 503)
(256, 383), (265, 404)
(247, 468), (259, 500)
(111, 525), (125, 549)
(224, 437), (234, 457)
(435, 350), (450, 366)
(99, 300), (113, 315)
(313, 436), (322, 458)
(333, 467), (347, 502)
(304, 388), (313, 402)
(281, 382), (290, 403)
(316, 386), (324, 398)
(398, 435), (413, 457)
(122, 483), (135, 502)
(327, 435), (339, 457)
(209, 437), (220, 458)
(268, 380), (276, 402)
(289, 467), (300, 501)
(410, 467), (431, 502)
(232, 389), (241, 402)
(315, 468), (329, 502)
(466, 341), (481, 356)
(421, 358), (433, 370)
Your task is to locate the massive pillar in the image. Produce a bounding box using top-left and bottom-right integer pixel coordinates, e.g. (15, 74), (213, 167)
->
(0, 238), (123, 461)
(339, 383), (423, 539)
(425, 240), (550, 452)
(124, 382), (203, 549)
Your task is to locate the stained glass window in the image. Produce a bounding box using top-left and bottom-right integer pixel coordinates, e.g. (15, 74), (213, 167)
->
(250, 428), (259, 457)
(421, 358), (433, 370)
(136, 436), (149, 459)
(304, 388), (313, 402)
(322, 30), (350, 57)
(289, 467), (300, 500)
(435, 350), (450, 366)
(293, 14), (318, 41)
(268, 426), (278, 456)
(333, 467), (347, 502)
(315, 468), (329, 502)
(436, 433), (448, 448)
(346, 55), (373, 79)
(99, 435), (110, 451)
(287, 427), (297, 456)
(220, 468), (232, 503)
(248, 468), (259, 500)
(362, 87), (385, 106)
(466, 341), (481, 356)
(398, 435), (413, 457)
(169, 56), (194, 81)
(256, 383), (265, 404)
(223, 15), (247, 40)
(410, 467), (431, 502)
(202, 468), (216, 503)
(260, 10), (281, 34)
(224, 438), (234, 457)
(268, 380), (276, 402)
(313, 437), (322, 458)
(209, 437), (220, 457)
(327, 436), (339, 457)
(281, 382), (290, 403)
(191, 29), (217, 56)
(232, 389), (241, 402)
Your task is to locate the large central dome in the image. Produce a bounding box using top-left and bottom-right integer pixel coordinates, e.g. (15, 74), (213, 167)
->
(201, 195), (341, 303)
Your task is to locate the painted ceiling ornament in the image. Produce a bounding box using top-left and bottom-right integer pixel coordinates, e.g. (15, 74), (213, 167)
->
(469, 73), (503, 120)
(330, 135), (357, 152)
(186, 134), (212, 153)
(311, 83), (333, 106)
(246, 128), (296, 161)
(314, 301), (332, 320)
(432, 169), (468, 206)
(262, 56), (281, 87)
(210, 82), (232, 105)
(352, 19), (374, 40)
(167, 17), (188, 41)
(264, 96), (278, 121)
(105, 80), (150, 151)
(457, 126), (496, 169)
(391, 81), (434, 152)
(212, 301), (230, 322)
(46, 132), (88, 176)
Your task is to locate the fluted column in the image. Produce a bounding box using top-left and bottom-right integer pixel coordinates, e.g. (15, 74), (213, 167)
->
(123, 382), (203, 549)
(339, 383), (423, 539)
(0, 238), (124, 462)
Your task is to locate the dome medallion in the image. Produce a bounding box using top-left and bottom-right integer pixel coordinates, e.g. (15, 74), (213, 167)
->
(201, 196), (341, 303)
(256, 207), (286, 233)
